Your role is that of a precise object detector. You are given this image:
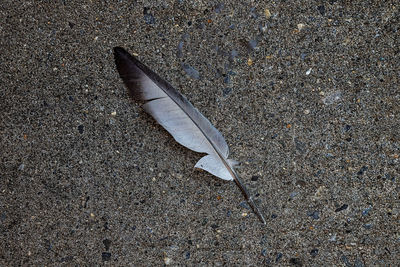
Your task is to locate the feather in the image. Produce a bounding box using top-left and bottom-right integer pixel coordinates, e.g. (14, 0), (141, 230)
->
(114, 47), (266, 224)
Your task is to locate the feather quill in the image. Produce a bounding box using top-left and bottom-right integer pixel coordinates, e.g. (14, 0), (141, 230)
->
(114, 47), (266, 224)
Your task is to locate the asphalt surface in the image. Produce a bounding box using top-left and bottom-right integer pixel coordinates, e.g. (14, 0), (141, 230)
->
(1, 1), (399, 266)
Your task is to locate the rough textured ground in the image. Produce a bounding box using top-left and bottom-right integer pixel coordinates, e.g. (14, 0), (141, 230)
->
(1, 1), (399, 266)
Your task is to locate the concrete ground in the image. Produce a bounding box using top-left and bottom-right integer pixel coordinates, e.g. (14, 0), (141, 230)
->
(1, 1), (399, 266)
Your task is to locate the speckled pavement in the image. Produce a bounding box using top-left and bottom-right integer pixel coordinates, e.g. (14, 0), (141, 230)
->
(1, 1), (399, 266)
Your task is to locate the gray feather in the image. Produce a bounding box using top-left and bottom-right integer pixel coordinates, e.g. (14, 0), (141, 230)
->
(113, 47), (266, 224)
(114, 47), (231, 180)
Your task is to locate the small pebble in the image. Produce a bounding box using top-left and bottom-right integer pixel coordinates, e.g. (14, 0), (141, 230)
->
(310, 248), (319, 257)
(317, 5), (326, 16)
(322, 91), (342, 105)
(261, 248), (267, 256)
(297, 23), (306, 30)
(328, 233), (337, 242)
(101, 252), (111, 262)
(264, 8), (271, 19)
(143, 7), (155, 25)
(164, 257), (171, 265)
(363, 223), (372, 229)
(307, 210), (320, 219)
(362, 206), (372, 216)
(214, 3), (224, 13)
(222, 88), (232, 96)
(223, 75), (231, 84)
(357, 166), (368, 175)
(184, 251), (190, 259)
(103, 239), (112, 251)
(289, 258), (303, 266)
(77, 125), (84, 134)
(275, 252), (283, 262)
(248, 39), (258, 50)
(250, 7), (258, 19)
(182, 64), (200, 79)
(210, 224), (219, 229)
(306, 68), (312, 75)
(325, 153), (334, 158)
(335, 204), (348, 212)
